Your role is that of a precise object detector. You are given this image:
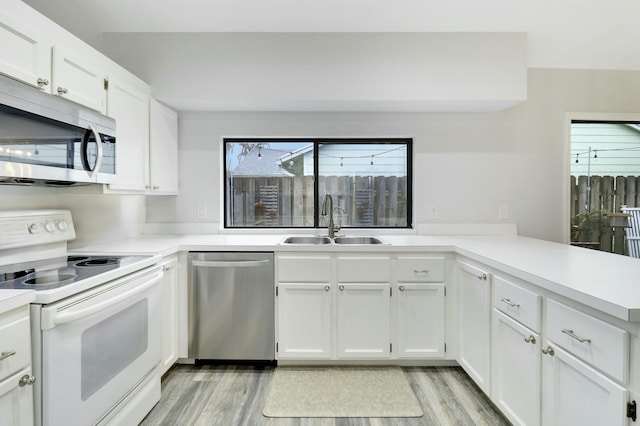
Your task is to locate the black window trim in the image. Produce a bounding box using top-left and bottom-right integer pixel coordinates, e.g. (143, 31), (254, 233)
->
(223, 137), (413, 229)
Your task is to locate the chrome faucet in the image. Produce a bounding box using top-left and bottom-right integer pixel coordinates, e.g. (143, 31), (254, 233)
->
(321, 194), (340, 238)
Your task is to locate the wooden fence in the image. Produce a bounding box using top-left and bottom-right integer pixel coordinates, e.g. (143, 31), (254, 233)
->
(228, 175), (408, 227)
(570, 175), (640, 254)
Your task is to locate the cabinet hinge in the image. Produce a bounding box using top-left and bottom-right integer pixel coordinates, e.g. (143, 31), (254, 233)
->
(276, 342), (278, 353)
(627, 400), (637, 422)
(444, 287), (446, 296)
(390, 343), (392, 353)
(390, 287), (392, 297)
(103, 78), (109, 90)
(444, 343), (447, 353)
(275, 286), (278, 296)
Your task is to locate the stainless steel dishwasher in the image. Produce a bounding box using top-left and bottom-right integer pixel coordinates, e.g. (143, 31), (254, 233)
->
(188, 252), (275, 361)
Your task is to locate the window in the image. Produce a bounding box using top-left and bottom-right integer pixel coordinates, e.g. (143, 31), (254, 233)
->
(568, 118), (640, 255)
(224, 138), (412, 229)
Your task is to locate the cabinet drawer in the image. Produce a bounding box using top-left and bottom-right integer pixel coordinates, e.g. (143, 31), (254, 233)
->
(396, 256), (445, 282)
(277, 255), (332, 282)
(546, 299), (628, 383)
(493, 275), (541, 332)
(0, 306), (31, 382)
(337, 256), (391, 282)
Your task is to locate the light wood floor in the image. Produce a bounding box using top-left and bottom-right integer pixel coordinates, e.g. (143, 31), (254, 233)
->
(140, 364), (510, 426)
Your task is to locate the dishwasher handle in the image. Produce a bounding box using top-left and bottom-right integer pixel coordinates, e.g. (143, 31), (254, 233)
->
(191, 259), (271, 268)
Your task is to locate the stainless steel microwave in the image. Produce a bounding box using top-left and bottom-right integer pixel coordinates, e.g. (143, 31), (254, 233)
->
(0, 74), (116, 186)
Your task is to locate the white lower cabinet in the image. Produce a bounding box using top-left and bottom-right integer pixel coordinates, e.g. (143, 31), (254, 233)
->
(492, 310), (541, 426)
(160, 255), (179, 375)
(0, 367), (35, 426)
(336, 283), (390, 358)
(277, 283), (332, 359)
(275, 252), (446, 361)
(395, 283), (445, 358)
(457, 259), (492, 394)
(0, 305), (34, 426)
(542, 344), (628, 425)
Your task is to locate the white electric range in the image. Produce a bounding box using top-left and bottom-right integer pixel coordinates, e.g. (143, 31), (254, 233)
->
(0, 210), (163, 426)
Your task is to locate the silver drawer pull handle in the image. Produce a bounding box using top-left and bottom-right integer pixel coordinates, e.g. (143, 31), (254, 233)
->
(18, 375), (36, 387)
(0, 350), (16, 361)
(500, 298), (520, 308)
(339, 285), (345, 291)
(399, 285), (405, 291)
(414, 269), (429, 274)
(562, 329), (591, 343)
(324, 285), (330, 292)
(524, 335), (536, 344)
(478, 273), (488, 280)
(57, 87), (68, 95)
(541, 346), (555, 356)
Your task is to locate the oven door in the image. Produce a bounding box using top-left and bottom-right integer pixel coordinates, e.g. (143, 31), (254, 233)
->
(38, 266), (162, 426)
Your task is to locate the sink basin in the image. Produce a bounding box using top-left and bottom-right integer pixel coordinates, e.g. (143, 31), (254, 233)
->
(281, 236), (332, 245)
(333, 236), (384, 245)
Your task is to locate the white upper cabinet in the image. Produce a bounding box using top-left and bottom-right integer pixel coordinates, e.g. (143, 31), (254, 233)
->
(105, 76), (150, 192)
(0, 11), (50, 90)
(51, 45), (107, 113)
(149, 99), (179, 194)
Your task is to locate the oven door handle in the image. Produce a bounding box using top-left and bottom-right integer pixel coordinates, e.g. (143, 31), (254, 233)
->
(42, 271), (163, 330)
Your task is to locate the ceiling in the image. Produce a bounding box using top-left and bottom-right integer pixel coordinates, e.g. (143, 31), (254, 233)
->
(20, 0), (640, 70)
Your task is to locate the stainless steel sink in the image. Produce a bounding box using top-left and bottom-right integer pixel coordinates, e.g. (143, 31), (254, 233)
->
(333, 236), (384, 245)
(281, 236), (332, 245)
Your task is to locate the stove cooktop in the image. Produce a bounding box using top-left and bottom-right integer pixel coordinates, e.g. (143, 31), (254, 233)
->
(0, 254), (153, 291)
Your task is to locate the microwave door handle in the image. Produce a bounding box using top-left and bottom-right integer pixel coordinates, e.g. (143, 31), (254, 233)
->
(82, 124), (103, 178)
(41, 271), (163, 330)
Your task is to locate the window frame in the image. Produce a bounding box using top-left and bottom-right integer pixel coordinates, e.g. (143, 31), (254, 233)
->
(223, 137), (413, 230)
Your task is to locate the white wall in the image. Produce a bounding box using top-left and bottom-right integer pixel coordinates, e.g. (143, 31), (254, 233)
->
(146, 68), (640, 243)
(0, 185), (146, 247)
(101, 32), (526, 112)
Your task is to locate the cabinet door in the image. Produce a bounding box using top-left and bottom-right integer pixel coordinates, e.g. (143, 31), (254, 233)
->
(277, 283), (332, 359)
(51, 45), (106, 113)
(457, 260), (492, 394)
(149, 99), (179, 194)
(337, 283), (390, 358)
(105, 76), (150, 192)
(160, 257), (179, 375)
(0, 12), (50, 89)
(0, 367), (35, 426)
(492, 310), (541, 426)
(395, 283), (445, 358)
(542, 344), (628, 426)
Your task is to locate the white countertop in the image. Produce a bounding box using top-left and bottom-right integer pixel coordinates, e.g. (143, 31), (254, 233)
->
(66, 233), (640, 323)
(0, 290), (35, 314)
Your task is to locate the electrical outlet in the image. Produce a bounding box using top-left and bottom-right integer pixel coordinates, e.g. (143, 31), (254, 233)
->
(429, 206), (439, 220)
(197, 205), (208, 219)
(498, 205), (509, 220)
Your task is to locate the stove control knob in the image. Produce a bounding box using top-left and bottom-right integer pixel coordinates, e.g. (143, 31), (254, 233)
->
(28, 223), (39, 234)
(45, 222), (55, 233)
(57, 221), (68, 231)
